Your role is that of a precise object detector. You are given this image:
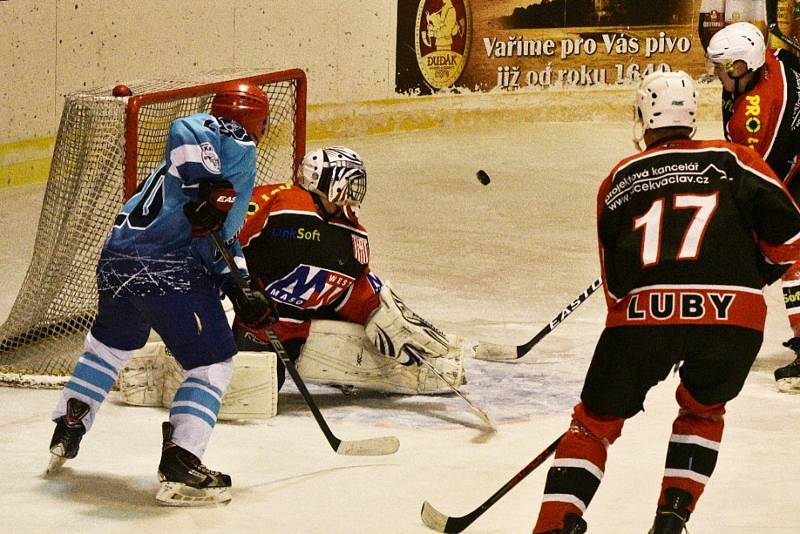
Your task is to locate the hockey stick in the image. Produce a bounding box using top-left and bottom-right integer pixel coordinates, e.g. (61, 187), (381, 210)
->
(474, 277), (602, 361)
(420, 433), (564, 533)
(768, 22), (800, 52)
(209, 230), (400, 456)
(416, 354), (495, 430)
(767, 0), (800, 53)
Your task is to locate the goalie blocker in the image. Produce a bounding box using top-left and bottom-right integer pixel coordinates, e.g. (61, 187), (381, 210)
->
(118, 319), (465, 415)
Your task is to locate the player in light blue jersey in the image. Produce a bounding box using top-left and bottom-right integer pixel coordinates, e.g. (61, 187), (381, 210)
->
(46, 81), (275, 506)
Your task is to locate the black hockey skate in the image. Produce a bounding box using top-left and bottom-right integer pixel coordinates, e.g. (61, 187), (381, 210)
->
(47, 397), (89, 474)
(539, 513), (587, 534)
(156, 422), (231, 506)
(775, 338), (800, 393)
(648, 487), (693, 534)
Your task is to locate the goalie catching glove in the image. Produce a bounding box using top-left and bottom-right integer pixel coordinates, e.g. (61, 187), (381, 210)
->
(365, 285), (449, 365)
(183, 180), (237, 237)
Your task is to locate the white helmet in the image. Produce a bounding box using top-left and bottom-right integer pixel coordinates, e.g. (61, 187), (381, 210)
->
(633, 70), (697, 149)
(299, 146), (367, 221)
(706, 22), (766, 71)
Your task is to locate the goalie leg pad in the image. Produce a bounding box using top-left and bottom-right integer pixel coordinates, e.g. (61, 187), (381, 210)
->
(296, 320), (465, 395)
(365, 285), (450, 363)
(119, 344), (278, 420)
(118, 342), (174, 407)
(217, 351), (278, 420)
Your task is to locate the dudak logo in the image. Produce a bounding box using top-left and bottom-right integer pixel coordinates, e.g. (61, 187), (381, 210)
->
(414, 0), (471, 90)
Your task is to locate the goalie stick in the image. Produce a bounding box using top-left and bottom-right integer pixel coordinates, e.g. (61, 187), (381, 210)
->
(420, 433), (564, 533)
(209, 230), (400, 456)
(474, 277), (602, 361)
(416, 354), (495, 430)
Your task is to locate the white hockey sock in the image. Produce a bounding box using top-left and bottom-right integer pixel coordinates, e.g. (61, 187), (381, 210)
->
(52, 332), (134, 432)
(169, 358), (234, 459)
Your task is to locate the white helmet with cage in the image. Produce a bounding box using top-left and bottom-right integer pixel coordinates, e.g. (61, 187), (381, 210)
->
(633, 70), (697, 149)
(299, 146), (367, 221)
(706, 22), (766, 72)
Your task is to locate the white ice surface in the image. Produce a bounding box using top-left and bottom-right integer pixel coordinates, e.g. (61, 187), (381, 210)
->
(1, 118), (799, 533)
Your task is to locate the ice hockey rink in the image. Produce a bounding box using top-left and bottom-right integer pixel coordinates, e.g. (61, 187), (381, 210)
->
(2, 103), (800, 533)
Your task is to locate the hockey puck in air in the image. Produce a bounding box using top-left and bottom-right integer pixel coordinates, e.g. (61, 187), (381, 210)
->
(477, 170), (491, 185)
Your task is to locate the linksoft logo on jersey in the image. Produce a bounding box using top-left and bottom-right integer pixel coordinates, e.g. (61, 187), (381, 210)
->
(415, 0), (471, 90)
(270, 227), (322, 241)
(267, 264), (355, 309)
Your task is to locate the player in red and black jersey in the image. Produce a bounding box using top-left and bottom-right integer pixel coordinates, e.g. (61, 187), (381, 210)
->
(234, 147), (378, 387)
(233, 147), (459, 392)
(707, 22), (800, 388)
(532, 71), (800, 534)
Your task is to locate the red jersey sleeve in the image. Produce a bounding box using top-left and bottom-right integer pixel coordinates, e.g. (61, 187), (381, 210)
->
(334, 267), (381, 325)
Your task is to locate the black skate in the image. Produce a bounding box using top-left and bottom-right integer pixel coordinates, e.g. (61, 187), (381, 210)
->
(156, 422), (231, 506)
(47, 398), (89, 474)
(775, 338), (800, 393)
(539, 513), (587, 534)
(649, 487), (693, 534)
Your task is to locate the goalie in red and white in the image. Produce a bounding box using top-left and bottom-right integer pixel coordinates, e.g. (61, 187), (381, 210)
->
(119, 146), (464, 417)
(235, 146), (463, 397)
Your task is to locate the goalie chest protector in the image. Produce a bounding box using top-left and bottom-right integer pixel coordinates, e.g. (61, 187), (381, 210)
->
(240, 184), (371, 310)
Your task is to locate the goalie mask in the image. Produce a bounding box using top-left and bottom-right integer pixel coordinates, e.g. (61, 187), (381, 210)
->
(633, 70), (697, 150)
(299, 147), (367, 221)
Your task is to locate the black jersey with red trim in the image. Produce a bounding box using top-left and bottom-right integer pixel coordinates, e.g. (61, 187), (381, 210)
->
(598, 137), (800, 331)
(722, 48), (800, 190)
(237, 183), (381, 343)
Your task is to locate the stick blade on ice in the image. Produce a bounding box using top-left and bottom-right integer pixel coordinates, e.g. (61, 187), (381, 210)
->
(335, 435), (400, 456)
(420, 500), (450, 532)
(473, 341), (517, 361)
(471, 405), (497, 431)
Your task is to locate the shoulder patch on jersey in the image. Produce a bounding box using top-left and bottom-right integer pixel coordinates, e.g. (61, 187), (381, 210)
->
(199, 142), (221, 174)
(216, 117), (253, 143)
(351, 235), (369, 264)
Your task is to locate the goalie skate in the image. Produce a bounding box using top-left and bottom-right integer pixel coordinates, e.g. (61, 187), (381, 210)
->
(156, 422), (231, 507)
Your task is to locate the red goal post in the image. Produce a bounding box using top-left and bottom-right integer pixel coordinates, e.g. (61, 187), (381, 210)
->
(0, 68), (307, 387)
(123, 68), (307, 199)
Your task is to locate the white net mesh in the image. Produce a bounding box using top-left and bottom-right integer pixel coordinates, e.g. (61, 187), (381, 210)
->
(0, 69), (306, 386)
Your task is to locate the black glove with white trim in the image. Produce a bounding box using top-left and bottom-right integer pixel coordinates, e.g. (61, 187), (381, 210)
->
(183, 180), (236, 237)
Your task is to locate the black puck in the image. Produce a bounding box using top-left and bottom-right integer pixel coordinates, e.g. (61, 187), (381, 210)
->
(477, 170), (491, 185)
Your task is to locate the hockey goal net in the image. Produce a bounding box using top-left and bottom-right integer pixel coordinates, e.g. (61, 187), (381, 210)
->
(0, 69), (307, 387)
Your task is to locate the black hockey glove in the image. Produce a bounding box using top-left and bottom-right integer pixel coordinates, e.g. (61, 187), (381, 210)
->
(183, 180), (237, 237)
(224, 283), (277, 329)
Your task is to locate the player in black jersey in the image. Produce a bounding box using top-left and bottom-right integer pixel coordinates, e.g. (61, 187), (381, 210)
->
(532, 71), (800, 534)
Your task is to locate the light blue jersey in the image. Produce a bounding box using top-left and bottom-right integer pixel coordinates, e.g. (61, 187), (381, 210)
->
(98, 113), (255, 296)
